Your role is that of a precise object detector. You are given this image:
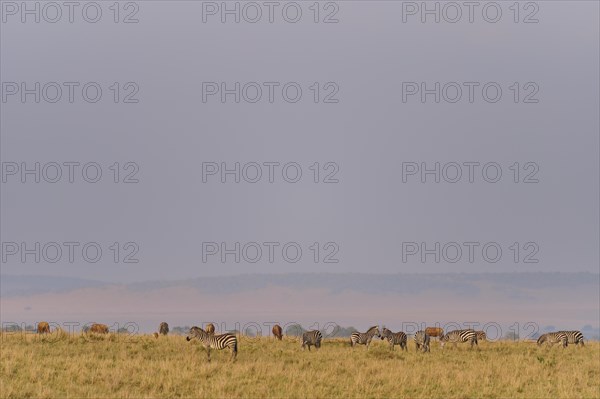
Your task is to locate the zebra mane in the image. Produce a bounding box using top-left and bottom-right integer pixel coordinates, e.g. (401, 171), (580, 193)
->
(190, 326), (206, 335)
(367, 326), (379, 332)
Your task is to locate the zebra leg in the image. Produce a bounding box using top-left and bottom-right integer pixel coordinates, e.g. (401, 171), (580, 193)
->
(206, 347), (211, 362)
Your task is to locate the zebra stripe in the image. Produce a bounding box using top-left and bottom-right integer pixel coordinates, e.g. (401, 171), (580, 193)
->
(380, 327), (407, 351)
(351, 326), (380, 350)
(301, 330), (322, 351)
(537, 332), (568, 348)
(557, 331), (585, 347)
(414, 330), (430, 353)
(186, 327), (237, 361)
(440, 329), (478, 349)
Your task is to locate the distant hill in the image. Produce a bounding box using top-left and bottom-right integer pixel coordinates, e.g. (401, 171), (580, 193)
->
(2, 272), (598, 336)
(1, 275), (105, 297)
(2, 272), (597, 298)
(123, 272), (600, 297)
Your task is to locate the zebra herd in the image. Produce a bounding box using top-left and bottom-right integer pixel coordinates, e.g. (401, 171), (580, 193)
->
(33, 320), (587, 363)
(176, 323), (586, 362)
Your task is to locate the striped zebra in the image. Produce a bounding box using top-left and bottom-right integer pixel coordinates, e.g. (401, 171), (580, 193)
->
(558, 331), (585, 347)
(439, 329), (478, 349)
(537, 332), (568, 348)
(351, 326), (380, 350)
(380, 327), (407, 351)
(414, 330), (430, 353)
(186, 327), (237, 362)
(301, 330), (322, 351)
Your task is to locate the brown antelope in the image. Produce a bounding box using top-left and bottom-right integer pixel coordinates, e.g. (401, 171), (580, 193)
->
(206, 323), (215, 334)
(37, 321), (50, 334)
(425, 327), (443, 339)
(89, 323), (109, 334)
(272, 324), (283, 340)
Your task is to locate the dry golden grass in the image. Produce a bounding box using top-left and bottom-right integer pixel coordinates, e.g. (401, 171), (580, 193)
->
(1, 332), (598, 398)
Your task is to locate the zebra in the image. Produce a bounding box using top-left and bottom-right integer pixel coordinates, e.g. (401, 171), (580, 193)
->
(414, 330), (430, 353)
(380, 327), (407, 351)
(186, 326), (237, 362)
(557, 331), (585, 347)
(351, 326), (380, 350)
(301, 330), (322, 351)
(439, 329), (478, 349)
(537, 332), (568, 348)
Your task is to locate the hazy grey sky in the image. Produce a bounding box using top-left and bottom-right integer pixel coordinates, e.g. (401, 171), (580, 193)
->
(1, 1), (599, 284)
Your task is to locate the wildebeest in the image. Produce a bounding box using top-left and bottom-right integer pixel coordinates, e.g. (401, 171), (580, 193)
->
(89, 323), (109, 334)
(272, 324), (283, 340)
(159, 322), (169, 335)
(37, 321), (50, 334)
(425, 327), (444, 338)
(475, 331), (487, 341)
(206, 323), (215, 334)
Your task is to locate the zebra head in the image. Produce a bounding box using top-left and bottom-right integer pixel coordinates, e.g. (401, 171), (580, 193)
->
(380, 327), (391, 340)
(536, 334), (547, 346)
(186, 326), (206, 342)
(439, 333), (448, 348)
(368, 325), (380, 338)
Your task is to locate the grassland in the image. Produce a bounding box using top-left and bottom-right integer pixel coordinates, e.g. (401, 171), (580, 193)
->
(1, 332), (599, 398)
